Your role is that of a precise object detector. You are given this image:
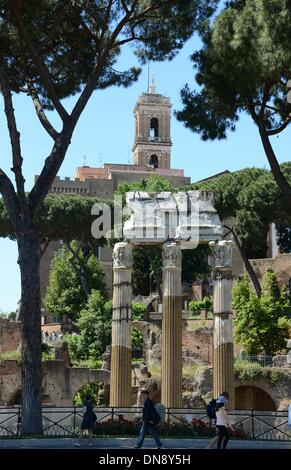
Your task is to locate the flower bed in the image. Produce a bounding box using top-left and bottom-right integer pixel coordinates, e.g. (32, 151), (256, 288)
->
(93, 415), (250, 439)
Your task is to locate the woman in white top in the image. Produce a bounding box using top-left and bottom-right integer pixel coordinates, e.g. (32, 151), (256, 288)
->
(215, 398), (230, 449)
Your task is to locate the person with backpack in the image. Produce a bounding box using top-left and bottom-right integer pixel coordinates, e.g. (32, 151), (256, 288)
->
(206, 398), (217, 425)
(205, 392), (230, 449)
(215, 395), (230, 449)
(135, 389), (163, 449)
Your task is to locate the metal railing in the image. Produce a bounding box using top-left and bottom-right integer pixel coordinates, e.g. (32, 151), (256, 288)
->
(0, 407), (290, 441)
(234, 354), (274, 367)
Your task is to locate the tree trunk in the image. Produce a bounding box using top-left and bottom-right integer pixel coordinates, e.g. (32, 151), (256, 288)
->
(224, 225), (261, 297)
(260, 129), (291, 204)
(17, 224), (43, 435)
(143, 247), (163, 300)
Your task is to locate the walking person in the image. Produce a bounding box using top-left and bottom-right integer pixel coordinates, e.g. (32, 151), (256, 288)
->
(205, 392), (229, 449)
(215, 395), (230, 449)
(74, 394), (96, 447)
(135, 390), (163, 449)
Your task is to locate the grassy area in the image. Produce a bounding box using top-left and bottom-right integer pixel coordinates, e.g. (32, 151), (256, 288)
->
(234, 359), (290, 384)
(182, 363), (202, 379)
(186, 320), (212, 331)
(71, 359), (103, 369)
(148, 362), (161, 378)
(0, 350), (21, 361)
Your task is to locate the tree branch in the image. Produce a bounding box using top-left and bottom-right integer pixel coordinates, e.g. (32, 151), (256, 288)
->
(14, 5), (69, 122)
(266, 118), (290, 136)
(0, 169), (21, 231)
(0, 63), (26, 204)
(28, 83), (59, 140)
(259, 127), (291, 202)
(223, 224), (262, 297)
(259, 82), (271, 121)
(28, 127), (73, 216)
(38, 237), (50, 259)
(248, 98), (291, 202)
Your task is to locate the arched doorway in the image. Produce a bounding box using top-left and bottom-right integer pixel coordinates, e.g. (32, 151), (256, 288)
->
(9, 389), (22, 405)
(235, 385), (276, 411)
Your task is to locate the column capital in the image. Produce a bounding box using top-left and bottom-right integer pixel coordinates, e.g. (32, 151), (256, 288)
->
(209, 240), (233, 272)
(113, 242), (132, 269)
(162, 241), (182, 269)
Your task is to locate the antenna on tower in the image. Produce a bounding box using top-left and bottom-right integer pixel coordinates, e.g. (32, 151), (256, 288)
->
(147, 61), (149, 93)
(83, 155), (87, 167)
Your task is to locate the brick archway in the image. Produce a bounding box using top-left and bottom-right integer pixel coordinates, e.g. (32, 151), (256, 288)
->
(235, 385), (276, 411)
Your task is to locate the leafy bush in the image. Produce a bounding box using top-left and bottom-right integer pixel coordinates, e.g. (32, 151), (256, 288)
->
(74, 383), (98, 406)
(132, 302), (147, 321)
(189, 297), (213, 315)
(132, 327), (143, 349)
(234, 359), (290, 385)
(0, 350), (21, 361)
(234, 359), (263, 380)
(233, 272), (291, 355)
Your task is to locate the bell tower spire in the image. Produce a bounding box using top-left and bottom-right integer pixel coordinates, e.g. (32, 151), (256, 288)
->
(132, 83), (172, 169)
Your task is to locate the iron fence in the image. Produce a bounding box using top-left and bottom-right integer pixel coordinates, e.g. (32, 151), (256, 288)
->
(0, 406), (290, 441)
(234, 354), (274, 367)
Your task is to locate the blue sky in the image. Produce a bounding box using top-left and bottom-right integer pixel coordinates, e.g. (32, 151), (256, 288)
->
(0, 35), (290, 312)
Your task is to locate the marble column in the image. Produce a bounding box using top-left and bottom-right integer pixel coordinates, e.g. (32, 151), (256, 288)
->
(110, 242), (132, 407)
(161, 241), (182, 408)
(209, 240), (235, 409)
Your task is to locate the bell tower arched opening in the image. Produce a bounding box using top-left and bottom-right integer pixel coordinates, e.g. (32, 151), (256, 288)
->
(149, 154), (159, 168)
(150, 118), (159, 140)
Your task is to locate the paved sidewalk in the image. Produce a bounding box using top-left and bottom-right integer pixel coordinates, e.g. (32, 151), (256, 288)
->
(0, 437), (290, 449)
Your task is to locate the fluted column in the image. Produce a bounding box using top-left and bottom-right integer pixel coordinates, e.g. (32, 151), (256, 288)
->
(209, 240), (235, 409)
(110, 242), (132, 407)
(161, 241), (182, 408)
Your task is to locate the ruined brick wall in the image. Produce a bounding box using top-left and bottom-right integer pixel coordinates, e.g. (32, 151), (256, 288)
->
(0, 318), (21, 354)
(0, 360), (110, 406)
(250, 253), (291, 286)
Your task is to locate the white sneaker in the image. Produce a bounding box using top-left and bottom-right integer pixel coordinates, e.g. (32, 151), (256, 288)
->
(74, 443), (81, 446)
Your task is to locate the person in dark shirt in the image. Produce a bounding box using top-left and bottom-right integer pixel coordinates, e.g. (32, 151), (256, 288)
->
(74, 394), (96, 447)
(135, 390), (163, 449)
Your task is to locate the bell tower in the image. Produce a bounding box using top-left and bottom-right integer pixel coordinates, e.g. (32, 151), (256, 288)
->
(132, 79), (172, 169)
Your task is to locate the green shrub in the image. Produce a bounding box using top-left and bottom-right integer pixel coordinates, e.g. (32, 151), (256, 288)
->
(132, 327), (143, 349)
(189, 297), (213, 315)
(234, 359), (262, 380)
(0, 350), (21, 361)
(132, 302), (147, 321)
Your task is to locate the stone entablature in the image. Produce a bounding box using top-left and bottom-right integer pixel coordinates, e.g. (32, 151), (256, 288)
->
(124, 190), (222, 247)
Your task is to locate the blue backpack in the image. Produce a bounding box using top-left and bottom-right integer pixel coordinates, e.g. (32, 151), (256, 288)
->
(206, 399), (217, 419)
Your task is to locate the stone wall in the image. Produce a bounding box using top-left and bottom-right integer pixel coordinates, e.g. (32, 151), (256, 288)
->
(0, 318), (21, 353)
(0, 360), (110, 406)
(250, 253), (291, 286)
(134, 319), (214, 366)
